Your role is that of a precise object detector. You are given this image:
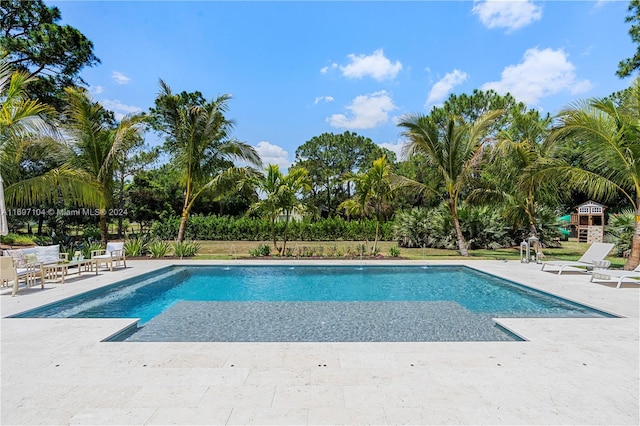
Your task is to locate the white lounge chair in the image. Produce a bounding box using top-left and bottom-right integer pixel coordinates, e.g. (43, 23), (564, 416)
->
(541, 242), (615, 275)
(591, 264), (640, 288)
(0, 256), (44, 296)
(91, 242), (126, 272)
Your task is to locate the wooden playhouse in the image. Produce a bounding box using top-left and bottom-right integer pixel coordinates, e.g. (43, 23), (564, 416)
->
(569, 200), (607, 243)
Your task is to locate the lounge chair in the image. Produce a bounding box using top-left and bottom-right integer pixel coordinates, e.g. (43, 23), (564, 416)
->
(0, 256), (44, 296)
(591, 264), (640, 288)
(91, 242), (127, 272)
(541, 242), (615, 275)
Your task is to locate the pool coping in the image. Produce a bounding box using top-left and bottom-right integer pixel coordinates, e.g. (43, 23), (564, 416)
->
(2, 259), (639, 425)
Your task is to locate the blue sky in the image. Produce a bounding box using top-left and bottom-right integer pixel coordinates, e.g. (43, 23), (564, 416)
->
(53, 0), (634, 169)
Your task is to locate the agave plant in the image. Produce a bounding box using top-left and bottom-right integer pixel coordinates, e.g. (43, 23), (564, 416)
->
(148, 240), (171, 258)
(172, 240), (200, 259)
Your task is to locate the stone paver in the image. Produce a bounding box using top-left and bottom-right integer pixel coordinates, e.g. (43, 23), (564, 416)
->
(1, 259), (638, 425)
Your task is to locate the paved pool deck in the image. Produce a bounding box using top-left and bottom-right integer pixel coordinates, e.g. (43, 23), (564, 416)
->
(1, 259), (638, 425)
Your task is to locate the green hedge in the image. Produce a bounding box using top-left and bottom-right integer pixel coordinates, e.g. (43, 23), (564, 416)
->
(150, 214), (393, 241)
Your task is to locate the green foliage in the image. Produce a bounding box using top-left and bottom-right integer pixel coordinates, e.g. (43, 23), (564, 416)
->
(82, 242), (102, 260)
(124, 236), (150, 257)
(82, 225), (101, 242)
(293, 131), (395, 217)
(0, 0), (100, 110)
(393, 203), (562, 250)
(606, 210), (635, 256)
(172, 240), (200, 258)
(149, 80), (262, 242)
(149, 214), (393, 242)
(249, 243), (271, 257)
(148, 240), (171, 258)
(0, 233), (36, 246)
(617, 0), (640, 78)
(388, 246), (401, 257)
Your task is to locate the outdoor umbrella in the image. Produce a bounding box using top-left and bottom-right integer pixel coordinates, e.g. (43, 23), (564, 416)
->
(0, 173), (8, 236)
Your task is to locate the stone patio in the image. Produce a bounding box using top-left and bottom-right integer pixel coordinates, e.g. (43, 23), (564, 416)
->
(1, 259), (638, 425)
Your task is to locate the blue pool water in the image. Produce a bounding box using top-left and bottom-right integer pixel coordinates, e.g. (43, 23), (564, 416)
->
(11, 265), (614, 342)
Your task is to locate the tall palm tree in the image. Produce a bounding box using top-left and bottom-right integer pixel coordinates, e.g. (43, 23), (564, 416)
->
(250, 164), (310, 254)
(0, 59), (101, 211)
(548, 79), (640, 269)
(398, 110), (503, 256)
(153, 80), (262, 242)
(339, 155), (393, 252)
(63, 87), (144, 245)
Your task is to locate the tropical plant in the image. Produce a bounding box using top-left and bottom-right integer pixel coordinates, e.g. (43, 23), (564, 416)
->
(249, 164), (310, 254)
(339, 155), (394, 252)
(172, 240), (200, 259)
(249, 243), (271, 257)
(397, 109), (503, 256)
(293, 131), (395, 216)
(388, 245), (401, 257)
(150, 80), (262, 242)
(63, 87), (145, 245)
(545, 78), (640, 269)
(470, 108), (560, 239)
(123, 236), (150, 257)
(0, 59), (102, 210)
(606, 209), (635, 257)
(148, 239), (171, 258)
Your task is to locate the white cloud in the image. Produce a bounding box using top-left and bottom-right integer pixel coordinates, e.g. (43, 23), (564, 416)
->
(425, 69), (468, 107)
(328, 91), (397, 130)
(111, 71), (131, 85)
(339, 49), (403, 81)
(314, 96), (335, 105)
(481, 47), (592, 105)
(378, 141), (404, 161)
(472, 0), (542, 32)
(89, 85), (104, 95)
(100, 99), (142, 121)
(320, 63), (338, 74)
(255, 141), (291, 171)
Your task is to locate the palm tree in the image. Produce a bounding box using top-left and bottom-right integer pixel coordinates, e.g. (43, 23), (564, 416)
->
(470, 109), (559, 240)
(398, 110), (503, 256)
(153, 80), (262, 242)
(250, 164), (310, 254)
(548, 79), (640, 269)
(63, 87), (144, 245)
(0, 59), (101, 212)
(339, 155), (393, 252)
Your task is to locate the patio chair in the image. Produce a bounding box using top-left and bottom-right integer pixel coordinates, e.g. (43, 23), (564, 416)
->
(540, 242), (614, 275)
(91, 242), (127, 272)
(590, 263), (640, 288)
(1, 256), (44, 296)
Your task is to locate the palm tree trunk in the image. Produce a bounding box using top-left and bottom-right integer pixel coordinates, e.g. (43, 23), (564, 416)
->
(282, 213), (290, 254)
(625, 201), (640, 270)
(177, 211), (188, 243)
(450, 201), (468, 256)
(177, 187), (191, 243)
(99, 212), (108, 246)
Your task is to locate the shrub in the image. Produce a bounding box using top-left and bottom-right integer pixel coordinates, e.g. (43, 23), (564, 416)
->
(124, 236), (150, 257)
(389, 246), (401, 257)
(172, 240), (200, 259)
(249, 243), (271, 257)
(148, 240), (171, 258)
(83, 242), (103, 259)
(606, 209), (635, 256)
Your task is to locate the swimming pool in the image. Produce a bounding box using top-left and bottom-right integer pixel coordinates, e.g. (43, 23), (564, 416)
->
(11, 265), (614, 342)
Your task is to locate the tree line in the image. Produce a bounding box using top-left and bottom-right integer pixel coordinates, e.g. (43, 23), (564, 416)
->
(1, 0), (639, 269)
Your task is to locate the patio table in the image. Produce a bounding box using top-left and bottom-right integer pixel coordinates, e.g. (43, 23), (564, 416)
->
(42, 259), (96, 284)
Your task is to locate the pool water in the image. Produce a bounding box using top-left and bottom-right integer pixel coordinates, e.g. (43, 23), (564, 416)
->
(11, 265), (614, 342)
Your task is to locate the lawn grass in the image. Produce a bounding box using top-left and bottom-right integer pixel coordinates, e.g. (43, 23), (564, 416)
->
(192, 239), (626, 268)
